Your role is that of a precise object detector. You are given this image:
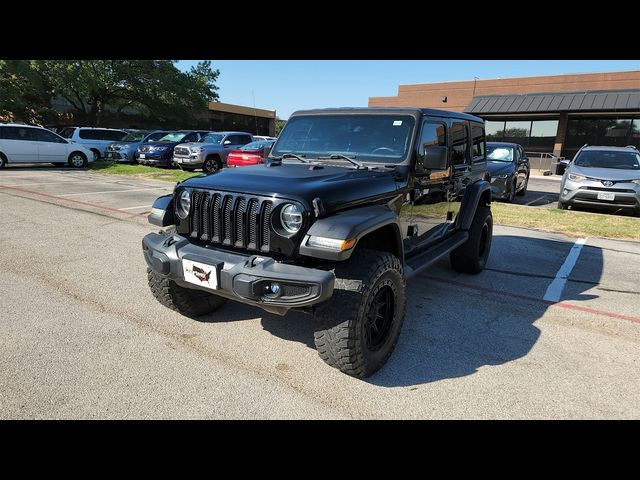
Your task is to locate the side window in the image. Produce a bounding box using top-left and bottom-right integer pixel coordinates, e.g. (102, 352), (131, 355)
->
(451, 122), (469, 165)
(416, 121), (447, 170)
(471, 124), (486, 164)
(2, 127), (37, 141)
(182, 133), (197, 143)
(239, 135), (252, 145)
(33, 128), (67, 143)
(100, 130), (126, 141)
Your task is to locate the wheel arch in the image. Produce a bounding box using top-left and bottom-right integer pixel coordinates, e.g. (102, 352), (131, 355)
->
(456, 180), (492, 231)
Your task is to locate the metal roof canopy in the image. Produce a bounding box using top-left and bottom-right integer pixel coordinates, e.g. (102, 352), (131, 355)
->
(464, 89), (640, 114)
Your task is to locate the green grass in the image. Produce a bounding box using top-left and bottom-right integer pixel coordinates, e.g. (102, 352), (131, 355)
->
(89, 160), (200, 183)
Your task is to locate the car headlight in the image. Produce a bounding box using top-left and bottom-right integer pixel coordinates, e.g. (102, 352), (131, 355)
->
(632, 179), (640, 185)
(191, 147), (202, 153)
(494, 173), (510, 179)
(280, 204), (303, 234)
(568, 173), (586, 181)
(176, 190), (191, 219)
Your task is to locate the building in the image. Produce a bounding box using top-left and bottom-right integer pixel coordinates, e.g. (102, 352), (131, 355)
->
(369, 70), (640, 159)
(206, 102), (276, 137)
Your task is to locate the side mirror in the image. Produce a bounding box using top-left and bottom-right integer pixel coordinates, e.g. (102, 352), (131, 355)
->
(223, 140), (232, 146)
(423, 145), (448, 170)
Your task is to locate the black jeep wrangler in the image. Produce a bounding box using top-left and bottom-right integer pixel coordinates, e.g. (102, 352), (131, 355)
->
(142, 108), (492, 378)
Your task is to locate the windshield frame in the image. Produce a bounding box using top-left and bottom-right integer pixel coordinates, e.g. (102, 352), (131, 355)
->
(270, 113), (419, 166)
(573, 150), (640, 170)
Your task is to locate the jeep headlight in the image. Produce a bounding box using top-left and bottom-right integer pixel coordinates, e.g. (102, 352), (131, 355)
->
(176, 190), (191, 219)
(568, 173), (586, 182)
(280, 204), (302, 234)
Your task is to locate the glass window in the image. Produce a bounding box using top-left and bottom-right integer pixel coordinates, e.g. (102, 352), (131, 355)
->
(603, 119), (632, 147)
(181, 133), (198, 143)
(200, 133), (224, 144)
(486, 144), (514, 162)
(121, 131), (148, 142)
(471, 124), (485, 163)
(416, 122), (447, 171)
(241, 140), (274, 151)
(530, 120), (558, 138)
(484, 121), (504, 140)
(32, 128), (66, 143)
(78, 129), (98, 140)
(158, 132), (188, 142)
(503, 121), (531, 139)
(450, 122), (469, 165)
(631, 120), (640, 139)
(59, 127), (76, 138)
(145, 132), (168, 142)
(1, 126), (38, 140)
(272, 114), (415, 163)
(574, 150), (640, 170)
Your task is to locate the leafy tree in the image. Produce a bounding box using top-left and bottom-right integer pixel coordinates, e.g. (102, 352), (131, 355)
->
(0, 60), (220, 126)
(275, 117), (287, 136)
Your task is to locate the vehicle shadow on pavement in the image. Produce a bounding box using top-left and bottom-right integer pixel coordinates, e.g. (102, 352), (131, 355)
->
(514, 188), (559, 206)
(368, 236), (604, 387)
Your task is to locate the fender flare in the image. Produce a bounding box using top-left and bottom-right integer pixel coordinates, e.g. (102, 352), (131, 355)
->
(456, 180), (492, 231)
(299, 204), (403, 261)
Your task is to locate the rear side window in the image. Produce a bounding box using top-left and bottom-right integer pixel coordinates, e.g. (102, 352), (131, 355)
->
(79, 129), (127, 140)
(451, 122), (469, 165)
(0, 126), (38, 140)
(59, 127), (76, 138)
(471, 124), (486, 163)
(32, 128), (67, 143)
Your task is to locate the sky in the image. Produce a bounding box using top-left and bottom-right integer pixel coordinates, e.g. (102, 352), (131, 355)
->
(177, 60), (640, 120)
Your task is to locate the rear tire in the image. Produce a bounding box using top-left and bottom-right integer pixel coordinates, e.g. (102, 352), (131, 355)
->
(68, 151), (88, 168)
(147, 268), (227, 318)
(90, 149), (100, 161)
(516, 175), (528, 196)
(0, 153), (7, 169)
(450, 205), (493, 274)
(313, 249), (406, 378)
(505, 179), (516, 203)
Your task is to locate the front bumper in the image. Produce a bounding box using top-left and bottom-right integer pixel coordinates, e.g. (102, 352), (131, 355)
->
(560, 178), (640, 210)
(173, 154), (204, 166)
(136, 151), (172, 166)
(142, 231), (335, 314)
(490, 176), (511, 199)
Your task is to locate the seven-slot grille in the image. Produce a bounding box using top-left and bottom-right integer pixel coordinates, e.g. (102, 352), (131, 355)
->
(188, 190), (273, 252)
(174, 146), (190, 156)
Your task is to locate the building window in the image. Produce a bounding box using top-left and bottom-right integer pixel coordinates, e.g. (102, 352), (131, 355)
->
(529, 120), (559, 152)
(485, 121), (504, 140)
(563, 117), (640, 159)
(503, 121), (532, 144)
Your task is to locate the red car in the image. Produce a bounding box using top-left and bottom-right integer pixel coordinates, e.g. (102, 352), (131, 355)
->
(226, 140), (275, 167)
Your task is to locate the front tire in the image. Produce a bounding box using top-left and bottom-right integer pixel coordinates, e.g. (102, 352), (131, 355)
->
(147, 268), (227, 318)
(68, 151), (88, 168)
(313, 249), (406, 378)
(203, 156), (221, 174)
(516, 175), (528, 196)
(0, 153), (7, 169)
(450, 205), (493, 274)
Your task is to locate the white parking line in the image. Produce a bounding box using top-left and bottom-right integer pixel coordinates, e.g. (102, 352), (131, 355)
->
(525, 194), (548, 206)
(543, 238), (587, 302)
(119, 205), (152, 210)
(59, 187), (171, 196)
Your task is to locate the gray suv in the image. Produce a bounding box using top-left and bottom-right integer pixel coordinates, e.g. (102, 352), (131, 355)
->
(558, 145), (640, 215)
(172, 131), (253, 173)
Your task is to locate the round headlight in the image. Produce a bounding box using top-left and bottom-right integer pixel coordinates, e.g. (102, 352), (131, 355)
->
(176, 190), (191, 219)
(280, 204), (302, 234)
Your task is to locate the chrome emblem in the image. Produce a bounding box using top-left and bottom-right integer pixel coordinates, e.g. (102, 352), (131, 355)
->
(602, 180), (614, 187)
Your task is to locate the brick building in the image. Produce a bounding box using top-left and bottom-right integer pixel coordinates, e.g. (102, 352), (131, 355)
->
(369, 70), (640, 159)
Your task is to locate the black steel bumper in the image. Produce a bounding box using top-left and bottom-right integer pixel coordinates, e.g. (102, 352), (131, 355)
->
(142, 231), (335, 315)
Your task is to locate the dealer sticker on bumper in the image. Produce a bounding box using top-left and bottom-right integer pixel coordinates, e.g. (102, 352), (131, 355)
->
(183, 259), (218, 289)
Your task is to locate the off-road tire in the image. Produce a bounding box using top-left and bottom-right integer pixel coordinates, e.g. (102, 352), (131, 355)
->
(147, 268), (227, 318)
(450, 205), (493, 274)
(313, 249), (406, 378)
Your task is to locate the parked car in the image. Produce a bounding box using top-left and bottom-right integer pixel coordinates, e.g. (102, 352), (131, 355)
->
(558, 145), (640, 215)
(172, 131), (253, 173)
(253, 135), (277, 141)
(136, 130), (210, 168)
(143, 107), (493, 378)
(106, 130), (171, 163)
(58, 127), (128, 161)
(0, 123), (95, 168)
(226, 140), (275, 167)
(486, 142), (530, 202)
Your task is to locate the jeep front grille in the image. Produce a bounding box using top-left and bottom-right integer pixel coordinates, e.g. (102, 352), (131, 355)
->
(188, 190), (272, 252)
(174, 146), (189, 156)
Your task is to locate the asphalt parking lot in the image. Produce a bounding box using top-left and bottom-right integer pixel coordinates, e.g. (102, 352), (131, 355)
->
(1, 166), (639, 419)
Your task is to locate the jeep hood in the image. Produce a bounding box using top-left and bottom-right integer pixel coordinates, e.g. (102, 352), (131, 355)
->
(181, 163), (400, 211)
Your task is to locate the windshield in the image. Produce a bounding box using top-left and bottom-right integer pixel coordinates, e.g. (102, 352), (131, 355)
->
(121, 131), (148, 142)
(157, 132), (187, 142)
(199, 133), (224, 144)
(271, 114), (415, 163)
(574, 150), (640, 170)
(241, 140), (273, 151)
(145, 132), (168, 142)
(487, 145), (514, 162)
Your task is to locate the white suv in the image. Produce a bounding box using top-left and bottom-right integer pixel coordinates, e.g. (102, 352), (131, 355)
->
(0, 123), (95, 168)
(59, 127), (128, 160)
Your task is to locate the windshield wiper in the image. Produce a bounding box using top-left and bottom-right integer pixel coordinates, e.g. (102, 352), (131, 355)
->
(271, 153), (309, 163)
(318, 154), (367, 170)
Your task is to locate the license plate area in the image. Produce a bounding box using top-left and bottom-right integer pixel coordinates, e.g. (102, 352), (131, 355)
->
(597, 192), (615, 201)
(139, 153), (146, 159)
(182, 258), (221, 290)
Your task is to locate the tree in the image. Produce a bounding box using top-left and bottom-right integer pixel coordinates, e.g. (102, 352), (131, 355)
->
(0, 60), (220, 126)
(275, 117), (287, 136)
(0, 60), (55, 124)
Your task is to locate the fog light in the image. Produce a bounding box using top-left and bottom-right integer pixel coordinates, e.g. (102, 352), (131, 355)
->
(265, 282), (281, 295)
(563, 189), (569, 196)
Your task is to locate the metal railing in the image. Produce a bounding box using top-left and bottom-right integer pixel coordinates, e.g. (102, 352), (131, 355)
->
(524, 151), (566, 174)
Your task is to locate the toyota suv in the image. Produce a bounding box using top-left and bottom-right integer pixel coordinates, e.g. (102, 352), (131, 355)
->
(173, 131), (253, 173)
(558, 145), (640, 215)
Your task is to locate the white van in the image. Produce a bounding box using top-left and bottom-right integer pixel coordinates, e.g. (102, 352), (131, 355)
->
(0, 124), (95, 168)
(59, 126), (128, 160)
